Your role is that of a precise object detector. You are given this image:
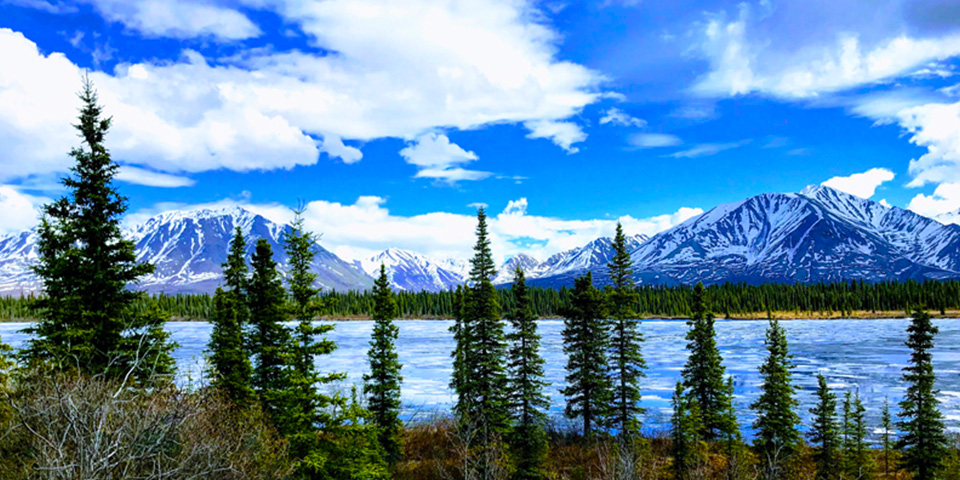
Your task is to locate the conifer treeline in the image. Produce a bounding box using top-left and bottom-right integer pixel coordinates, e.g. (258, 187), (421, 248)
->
(7, 278), (960, 321)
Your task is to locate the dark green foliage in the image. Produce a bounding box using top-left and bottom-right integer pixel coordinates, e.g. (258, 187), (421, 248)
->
(881, 395), (893, 477)
(898, 308), (948, 480)
(21, 77), (174, 381)
(808, 374), (839, 480)
(283, 205), (321, 319)
(605, 222), (646, 437)
(561, 272), (611, 439)
(681, 282), (737, 442)
(247, 238), (293, 424)
(449, 284), (471, 418)
(302, 387), (390, 480)
(671, 381), (706, 480)
(223, 226), (249, 295)
(842, 389), (872, 480)
(751, 319), (800, 463)
(459, 208), (510, 437)
(206, 287), (255, 407)
(364, 265), (403, 465)
(505, 267), (549, 480)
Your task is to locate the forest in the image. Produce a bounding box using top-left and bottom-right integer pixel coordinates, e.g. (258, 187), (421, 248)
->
(5, 277), (960, 322)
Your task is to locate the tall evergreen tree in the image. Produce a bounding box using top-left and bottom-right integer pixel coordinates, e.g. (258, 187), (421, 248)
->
(605, 222), (646, 436)
(223, 226), (249, 294)
(897, 308), (947, 480)
(21, 77), (173, 381)
(460, 208), (509, 437)
(682, 282), (737, 441)
(247, 238), (293, 426)
(282, 204), (321, 319)
(561, 272), (611, 439)
(505, 267), (549, 480)
(206, 287), (254, 407)
(449, 284), (473, 419)
(808, 374), (839, 480)
(364, 265), (403, 465)
(671, 381), (706, 480)
(881, 396), (893, 477)
(843, 389), (872, 480)
(751, 319), (800, 464)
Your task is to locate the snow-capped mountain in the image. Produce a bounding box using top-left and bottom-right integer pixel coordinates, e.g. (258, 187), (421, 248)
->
(493, 253), (541, 284)
(0, 206), (373, 295)
(354, 248), (467, 292)
(524, 234), (651, 287)
(622, 185), (960, 285)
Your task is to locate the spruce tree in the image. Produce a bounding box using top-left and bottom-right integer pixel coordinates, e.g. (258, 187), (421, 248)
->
(364, 265), (403, 465)
(282, 204), (321, 319)
(808, 374), (839, 480)
(606, 222), (646, 436)
(682, 282), (737, 441)
(223, 226), (249, 294)
(751, 319), (800, 465)
(450, 284), (473, 419)
(671, 381), (706, 480)
(898, 308), (947, 480)
(460, 208), (509, 437)
(247, 238), (293, 426)
(844, 389), (872, 480)
(505, 267), (549, 480)
(561, 271), (611, 439)
(881, 396), (893, 477)
(206, 287), (254, 407)
(22, 77), (173, 381)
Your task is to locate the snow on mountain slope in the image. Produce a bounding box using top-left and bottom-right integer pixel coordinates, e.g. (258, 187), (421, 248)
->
(354, 248), (466, 292)
(493, 253), (541, 284)
(0, 207), (373, 295)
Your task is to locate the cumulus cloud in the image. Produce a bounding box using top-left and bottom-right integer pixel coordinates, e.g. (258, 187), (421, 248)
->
(667, 140), (750, 158)
(126, 195), (702, 265)
(821, 168), (895, 198)
(628, 133), (682, 148)
(0, 0), (602, 184)
(400, 133), (491, 183)
(895, 101), (960, 187)
(691, 3), (960, 98)
(599, 107), (646, 127)
(0, 185), (48, 234)
(524, 120), (588, 153)
(908, 182), (960, 218)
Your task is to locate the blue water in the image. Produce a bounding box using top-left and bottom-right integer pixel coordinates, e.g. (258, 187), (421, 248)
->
(2, 318), (959, 436)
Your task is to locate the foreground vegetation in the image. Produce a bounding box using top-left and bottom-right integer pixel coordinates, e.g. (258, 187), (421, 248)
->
(2, 78), (959, 480)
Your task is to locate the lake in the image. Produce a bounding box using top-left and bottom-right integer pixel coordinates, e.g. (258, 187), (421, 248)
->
(2, 318), (959, 436)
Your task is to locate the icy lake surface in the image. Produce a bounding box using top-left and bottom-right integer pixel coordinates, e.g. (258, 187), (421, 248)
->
(2, 318), (959, 436)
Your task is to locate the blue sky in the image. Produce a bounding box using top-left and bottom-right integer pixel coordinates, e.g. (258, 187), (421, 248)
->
(2, 0), (960, 262)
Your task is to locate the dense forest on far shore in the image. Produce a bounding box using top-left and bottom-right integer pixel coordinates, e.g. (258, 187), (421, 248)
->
(4, 279), (960, 322)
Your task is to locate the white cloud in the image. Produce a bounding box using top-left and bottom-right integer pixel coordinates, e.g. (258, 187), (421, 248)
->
(400, 133), (491, 183)
(628, 133), (682, 148)
(599, 107), (646, 127)
(116, 166), (195, 188)
(0, 185), (47, 234)
(894, 101), (960, 187)
(667, 140), (750, 158)
(0, 0), (601, 184)
(908, 182), (960, 218)
(524, 120), (587, 153)
(127, 195), (701, 265)
(691, 4), (960, 98)
(71, 0), (260, 40)
(821, 168), (895, 198)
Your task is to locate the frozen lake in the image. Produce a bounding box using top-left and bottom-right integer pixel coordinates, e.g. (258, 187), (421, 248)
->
(2, 318), (959, 436)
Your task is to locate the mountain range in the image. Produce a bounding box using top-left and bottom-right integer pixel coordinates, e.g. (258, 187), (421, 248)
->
(2, 185), (960, 295)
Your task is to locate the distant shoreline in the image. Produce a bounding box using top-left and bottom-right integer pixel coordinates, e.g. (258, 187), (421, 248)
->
(3, 310), (959, 324)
